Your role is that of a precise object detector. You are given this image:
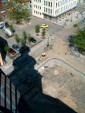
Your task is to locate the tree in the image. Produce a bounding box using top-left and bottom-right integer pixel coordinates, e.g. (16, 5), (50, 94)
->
(41, 28), (46, 39)
(22, 31), (27, 43)
(4, 45), (10, 53)
(9, 24), (15, 33)
(15, 34), (20, 46)
(71, 28), (85, 53)
(12, 0), (27, 3)
(35, 24), (40, 36)
(73, 24), (78, 28)
(20, 38), (25, 46)
(74, 36), (85, 53)
(76, 28), (85, 37)
(5, 1), (14, 11)
(27, 34), (32, 43)
(9, 4), (30, 24)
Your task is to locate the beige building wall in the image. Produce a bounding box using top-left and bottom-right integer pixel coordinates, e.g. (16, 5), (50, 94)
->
(78, 0), (85, 4)
(32, 0), (78, 19)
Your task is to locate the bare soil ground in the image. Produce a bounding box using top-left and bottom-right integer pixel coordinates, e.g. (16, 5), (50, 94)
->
(38, 63), (85, 113)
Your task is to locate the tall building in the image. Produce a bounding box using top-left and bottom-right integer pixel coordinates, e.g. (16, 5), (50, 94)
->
(78, 0), (85, 4)
(0, 69), (20, 113)
(32, 0), (78, 20)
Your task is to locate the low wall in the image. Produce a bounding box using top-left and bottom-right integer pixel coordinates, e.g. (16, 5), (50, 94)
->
(71, 49), (85, 62)
(36, 57), (85, 76)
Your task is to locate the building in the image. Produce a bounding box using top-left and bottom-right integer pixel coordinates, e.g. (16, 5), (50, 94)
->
(78, 0), (85, 4)
(0, 0), (10, 20)
(0, 69), (20, 113)
(32, 0), (78, 21)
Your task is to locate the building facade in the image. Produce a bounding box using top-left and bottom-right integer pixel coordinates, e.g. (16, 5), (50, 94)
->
(0, 69), (20, 113)
(78, 0), (85, 4)
(32, 0), (78, 20)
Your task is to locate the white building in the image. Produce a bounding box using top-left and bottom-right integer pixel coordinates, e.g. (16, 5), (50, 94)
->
(32, 0), (78, 21)
(78, 0), (85, 4)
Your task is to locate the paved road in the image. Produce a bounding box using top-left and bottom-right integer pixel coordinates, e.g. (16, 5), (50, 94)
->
(0, 15), (84, 47)
(13, 16), (63, 36)
(75, 4), (85, 13)
(0, 16), (63, 47)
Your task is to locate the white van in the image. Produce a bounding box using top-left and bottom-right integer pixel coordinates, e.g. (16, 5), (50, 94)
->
(0, 21), (12, 36)
(0, 22), (5, 29)
(3, 26), (13, 36)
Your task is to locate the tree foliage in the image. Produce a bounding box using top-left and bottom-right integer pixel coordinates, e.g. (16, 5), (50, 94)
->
(9, 24), (15, 33)
(74, 29), (85, 53)
(22, 31), (28, 43)
(28, 34), (32, 42)
(35, 24), (40, 34)
(73, 24), (78, 28)
(20, 38), (25, 46)
(69, 28), (85, 53)
(9, 4), (30, 24)
(13, 0), (27, 3)
(5, 1), (14, 10)
(4, 45), (10, 52)
(15, 34), (20, 45)
(41, 28), (46, 38)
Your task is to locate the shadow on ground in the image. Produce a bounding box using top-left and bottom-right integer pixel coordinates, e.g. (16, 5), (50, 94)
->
(8, 45), (77, 113)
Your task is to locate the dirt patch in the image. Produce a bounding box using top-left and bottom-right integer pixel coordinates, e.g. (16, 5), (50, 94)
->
(38, 63), (85, 113)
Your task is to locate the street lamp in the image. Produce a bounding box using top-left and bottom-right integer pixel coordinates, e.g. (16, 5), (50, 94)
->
(46, 29), (50, 47)
(47, 36), (49, 47)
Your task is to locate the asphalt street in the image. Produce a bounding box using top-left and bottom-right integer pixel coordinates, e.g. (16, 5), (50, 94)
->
(13, 16), (63, 36)
(0, 16), (63, 47)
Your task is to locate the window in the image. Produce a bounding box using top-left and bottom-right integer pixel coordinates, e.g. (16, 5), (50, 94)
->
(48, 2), (50, 6)
(51, 9), (52, 14)
(44, 1), (45, 5)
(51, 2), (52, 7)
(46, 8), (47, 12)
(56, 3), (57, 7)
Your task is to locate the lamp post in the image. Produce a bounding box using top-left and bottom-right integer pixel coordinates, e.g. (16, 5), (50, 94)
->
(46, 29), (49, 47)
(47, 36), (49, 47)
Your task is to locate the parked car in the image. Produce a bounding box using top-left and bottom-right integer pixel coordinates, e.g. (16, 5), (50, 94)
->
(0, 21), (5, 29)
(5, 22), (10, 28)
(83, 18), (85, 22)
(30, 38), (37, 43)
(41, 24), (48, 28)
(3, 26), (13, 36)
(9, 25), (15, 33)
(12, 44), (20, 51)
(9, 48), (16, 56)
